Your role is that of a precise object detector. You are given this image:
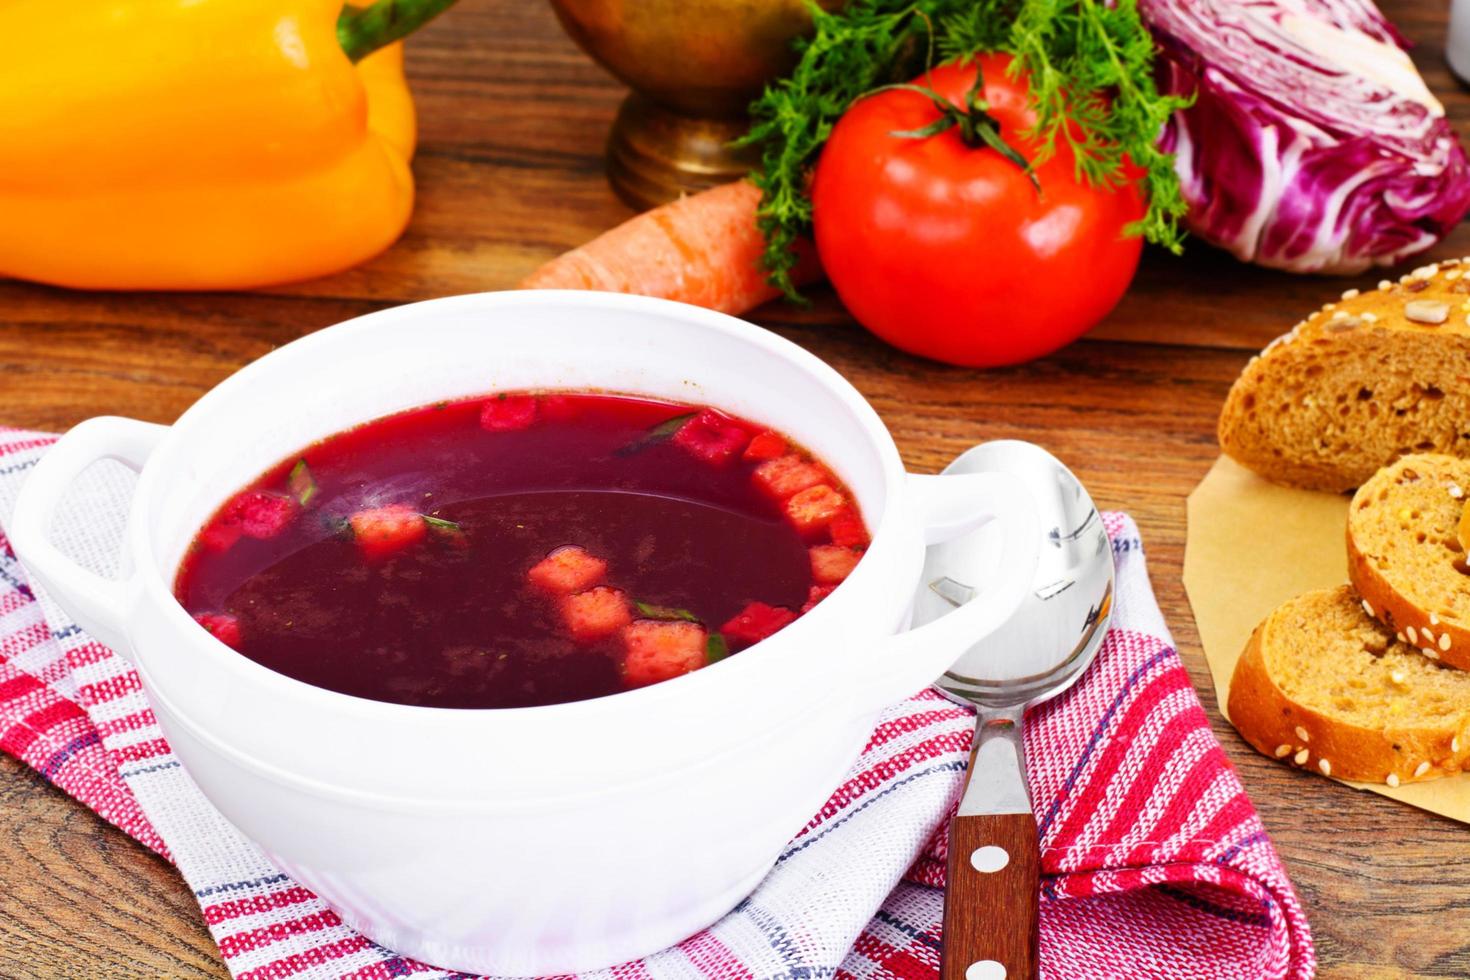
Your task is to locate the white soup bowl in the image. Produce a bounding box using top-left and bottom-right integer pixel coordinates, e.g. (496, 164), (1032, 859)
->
(10, 291), (1037, 975)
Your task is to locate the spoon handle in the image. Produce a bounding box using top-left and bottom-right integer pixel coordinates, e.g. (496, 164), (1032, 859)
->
(941, 811), (1040, 980)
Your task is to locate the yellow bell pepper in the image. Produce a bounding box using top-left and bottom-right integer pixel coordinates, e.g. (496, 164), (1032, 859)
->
(0, 1), (438, 291)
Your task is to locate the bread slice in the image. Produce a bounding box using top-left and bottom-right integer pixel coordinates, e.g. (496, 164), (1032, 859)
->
(1348, 454), (1470, 671)
(1228, 586), (1470, 785)
(1218, 258), (1470, 492)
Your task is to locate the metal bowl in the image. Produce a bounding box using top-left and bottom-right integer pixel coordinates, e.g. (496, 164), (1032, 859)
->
(549, 0), (843, 209)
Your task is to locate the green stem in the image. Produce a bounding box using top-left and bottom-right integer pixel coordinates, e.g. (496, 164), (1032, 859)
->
(881, 74), (1039, 191)
(337, 0), (459, 63)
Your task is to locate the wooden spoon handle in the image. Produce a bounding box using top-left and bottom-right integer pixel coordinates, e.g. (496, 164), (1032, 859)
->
(940, 810), (1040, 980)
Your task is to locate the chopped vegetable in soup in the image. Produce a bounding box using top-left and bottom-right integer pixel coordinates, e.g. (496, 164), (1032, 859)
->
(174, 393), (870, 708)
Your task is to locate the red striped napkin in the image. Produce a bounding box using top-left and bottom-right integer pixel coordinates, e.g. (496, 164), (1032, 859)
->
(0, 429), (1314, 979)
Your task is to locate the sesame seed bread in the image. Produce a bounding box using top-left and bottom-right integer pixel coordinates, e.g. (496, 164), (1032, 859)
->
(1347, 454), (1470, 672)
(1228, 586), (1470, 785)
(1218, 259), (1470, 492)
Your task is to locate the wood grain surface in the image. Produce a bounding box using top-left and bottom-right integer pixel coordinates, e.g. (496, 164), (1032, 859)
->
(2, 1), (1469, 977)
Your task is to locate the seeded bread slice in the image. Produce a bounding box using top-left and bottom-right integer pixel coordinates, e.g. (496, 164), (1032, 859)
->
(1228, 586), (1470, 785)
(1348, 454), (1470, 672)
(1218, 259), (1470, 492)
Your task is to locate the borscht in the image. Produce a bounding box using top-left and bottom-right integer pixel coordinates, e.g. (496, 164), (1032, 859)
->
(175, 392), (870, 708)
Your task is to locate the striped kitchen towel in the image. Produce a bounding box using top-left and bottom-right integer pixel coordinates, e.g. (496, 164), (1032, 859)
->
(0, 428), (1314, 980)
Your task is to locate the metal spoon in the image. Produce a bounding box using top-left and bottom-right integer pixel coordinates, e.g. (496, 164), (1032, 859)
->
(913, 441), (1115, 980)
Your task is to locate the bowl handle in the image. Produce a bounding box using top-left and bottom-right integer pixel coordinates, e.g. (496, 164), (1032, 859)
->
(9, 417), (167, 655)
(856, 471), (1040, 714)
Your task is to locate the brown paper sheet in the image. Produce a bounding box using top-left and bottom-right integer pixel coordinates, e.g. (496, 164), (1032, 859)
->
(1184, 455), (1470, 822)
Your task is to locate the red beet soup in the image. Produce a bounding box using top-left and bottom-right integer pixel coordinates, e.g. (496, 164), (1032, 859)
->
(174, 392), (870, 708)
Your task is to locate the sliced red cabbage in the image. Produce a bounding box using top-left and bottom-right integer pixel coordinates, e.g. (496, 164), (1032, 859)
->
(1141, 0), (1470, 273)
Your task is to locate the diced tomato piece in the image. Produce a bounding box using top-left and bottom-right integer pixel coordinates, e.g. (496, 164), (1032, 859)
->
(672, 409), (751, 465)
(480, 394), (538, 431)
(828, 508), (870, 548)
(562, 587), (632, 642)
(721, 601), (797, 647)
(194, 612), (241, 648)
(785, 484), (847, 535)
(810, 544), (862, 584)
(801, 584), (836, 613)
(349, 504), (428, 560)
(234, 491), (297, 539)
(528, 545), (607, 594)
(754, 454), (828, 499)
(742, 431), (787, 462)
(198, 518), (243, 552)
(200, 490), (296, 550)
(622, 620), (708, 688)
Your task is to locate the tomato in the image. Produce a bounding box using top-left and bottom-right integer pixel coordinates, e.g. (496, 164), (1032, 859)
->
(811, 55), (1145, 367)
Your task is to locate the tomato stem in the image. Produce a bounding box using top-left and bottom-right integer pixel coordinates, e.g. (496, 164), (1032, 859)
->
(879, 68), (1039, 192)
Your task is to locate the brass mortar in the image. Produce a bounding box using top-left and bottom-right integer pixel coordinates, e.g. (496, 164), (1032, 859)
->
(549, 0), (843, 210)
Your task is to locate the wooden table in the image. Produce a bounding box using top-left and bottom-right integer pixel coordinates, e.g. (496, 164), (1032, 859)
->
(2, 2), (1467, 976)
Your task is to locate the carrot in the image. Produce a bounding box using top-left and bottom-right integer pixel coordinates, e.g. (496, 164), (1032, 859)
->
(518, 179), (820, 315)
